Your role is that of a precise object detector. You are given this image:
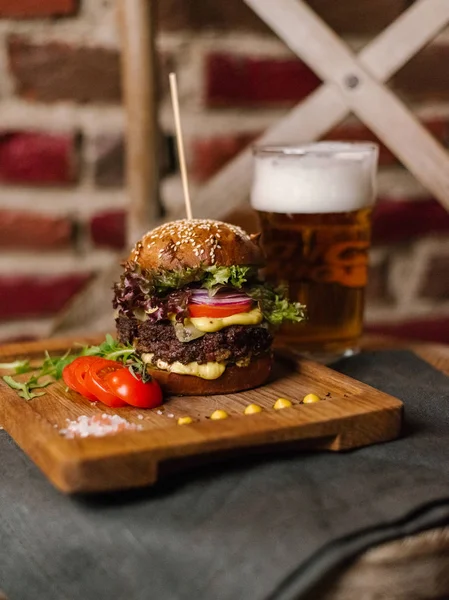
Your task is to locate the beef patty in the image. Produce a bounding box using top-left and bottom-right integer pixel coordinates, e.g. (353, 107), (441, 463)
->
(116, 315), (272, 365)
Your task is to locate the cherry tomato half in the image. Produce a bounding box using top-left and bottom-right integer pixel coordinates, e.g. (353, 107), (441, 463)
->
(63, 357), (98, 401)
(84, 360), (128, 408)
(62, 360), (80, 391)
(188, 301), (252, 319)
(105, 368), (163, 409)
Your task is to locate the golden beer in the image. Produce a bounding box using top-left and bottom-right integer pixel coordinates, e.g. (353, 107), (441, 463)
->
(251, 142), (378, 360)
(257, 208), (372, 355)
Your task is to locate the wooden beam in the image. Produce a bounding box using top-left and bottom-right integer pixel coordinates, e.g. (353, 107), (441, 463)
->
(51, 0), (161, 337)
(118, 0), (160, 244)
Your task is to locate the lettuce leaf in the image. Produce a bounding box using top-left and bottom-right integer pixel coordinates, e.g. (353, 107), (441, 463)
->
(151, 267), (204, 293)
(202, 265), (256, 290)
(247, 284), (306, 326)
(113, 263), (259, 314)
(113, 262), (305, 327)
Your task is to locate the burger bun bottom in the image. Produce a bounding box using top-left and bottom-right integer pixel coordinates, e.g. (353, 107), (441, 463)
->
(147, 354), (273, 396)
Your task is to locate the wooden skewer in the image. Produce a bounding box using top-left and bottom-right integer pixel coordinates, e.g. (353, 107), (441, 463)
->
(169, 72), (193, 220)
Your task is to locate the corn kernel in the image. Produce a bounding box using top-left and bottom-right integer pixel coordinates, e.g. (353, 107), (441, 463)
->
(302, 393), (321, 404)
(177, 416), (193, 425)
(274, 398), (293, 410)
(210, 409), (229, 420)
(244, 403), (263, 415)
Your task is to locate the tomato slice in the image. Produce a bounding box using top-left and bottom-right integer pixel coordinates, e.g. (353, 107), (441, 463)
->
(105, 368), (163, 409)
(70, 357), (100, 401)
(62, 360), (80, 391)
(188, 301), (252, 319)
(85, 360), (128, 408)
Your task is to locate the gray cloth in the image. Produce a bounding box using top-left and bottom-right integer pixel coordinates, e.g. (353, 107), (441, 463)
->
(1, 351), (449, 600)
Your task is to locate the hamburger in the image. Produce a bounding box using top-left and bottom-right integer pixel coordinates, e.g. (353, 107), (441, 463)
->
(113, 219), (305, 395)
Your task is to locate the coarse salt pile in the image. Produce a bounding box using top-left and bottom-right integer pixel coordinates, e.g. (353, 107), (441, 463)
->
(60, 414), (143, 439)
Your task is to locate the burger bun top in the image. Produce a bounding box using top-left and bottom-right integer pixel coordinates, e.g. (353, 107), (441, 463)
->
(129, 219), (264, 271)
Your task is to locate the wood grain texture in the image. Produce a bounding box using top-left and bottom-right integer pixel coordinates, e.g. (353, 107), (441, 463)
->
(0, 337), (402, 493)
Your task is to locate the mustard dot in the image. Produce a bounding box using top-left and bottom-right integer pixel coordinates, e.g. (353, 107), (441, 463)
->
(210, 409), (229, 420)
(244, 404), (263, 415)
(177, 416), (193, 425)
(273, 398), (293, 410)
(302, 393), (321, 404)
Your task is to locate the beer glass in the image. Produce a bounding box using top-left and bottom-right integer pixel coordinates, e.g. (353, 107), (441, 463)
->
(251, 142), (378, 361)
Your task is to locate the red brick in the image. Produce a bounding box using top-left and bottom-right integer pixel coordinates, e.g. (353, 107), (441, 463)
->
(191, 132), (259, 181)
(0, 0), (77, 18)
(372, 198), (449, 245)
(90, 211), (126, 250)
(0, 274), (91, 320)
(393, 44), (449, 102)
(366, 317), (449, 344)
(205, 53), (321, 108)
(93, 134), (125, 188)
(366, 260), (391, 304)
(418, 255), (449, 300)
(323, 118), (448, 166)
(0, 210), (72, 250)
(93, 133), (176, 188)
(157, 0), (405, 35)
(8, 37), (121, 103)
(0, 132), (76, 185)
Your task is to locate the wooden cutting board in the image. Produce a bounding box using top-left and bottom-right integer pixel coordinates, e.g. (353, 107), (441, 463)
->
(0, 336), (403, 493)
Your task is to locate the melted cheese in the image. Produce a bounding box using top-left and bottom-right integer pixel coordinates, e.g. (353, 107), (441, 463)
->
(141, 353), (226, 380)
(190, 307), (262, 333)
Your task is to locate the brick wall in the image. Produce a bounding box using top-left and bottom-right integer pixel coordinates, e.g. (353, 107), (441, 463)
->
(0, 0), (448, 343)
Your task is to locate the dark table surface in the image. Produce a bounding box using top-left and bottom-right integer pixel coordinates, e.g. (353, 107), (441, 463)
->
(1, 335), (449, 600)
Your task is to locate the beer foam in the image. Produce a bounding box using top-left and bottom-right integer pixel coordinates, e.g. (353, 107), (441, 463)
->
(251, 143), (377, 214)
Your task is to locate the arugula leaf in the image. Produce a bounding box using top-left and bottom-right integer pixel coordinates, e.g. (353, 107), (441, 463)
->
(247, 284), (306, 326)
(2, 375), (25, 390)
(40, 350), (78, 380)
(18, 390), (47, 400)
(0, 359), (32, 374)
(2, 374), (50, 400)
(2, 334), (154, 401)
(80, 334), (135, 363)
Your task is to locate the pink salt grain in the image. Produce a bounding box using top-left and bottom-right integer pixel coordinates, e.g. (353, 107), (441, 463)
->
(60, 414), (143, 439)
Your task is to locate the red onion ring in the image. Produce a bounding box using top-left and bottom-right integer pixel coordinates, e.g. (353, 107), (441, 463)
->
(190, 288), (251, 306)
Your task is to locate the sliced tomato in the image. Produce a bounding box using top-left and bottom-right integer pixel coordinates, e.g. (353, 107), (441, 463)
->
(72, 357), (101, 401)
(62, 360), (79, 391)
(188, 301), (252, 319)
(105, 368), (163, 409)
(84, 360), (128, 408)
